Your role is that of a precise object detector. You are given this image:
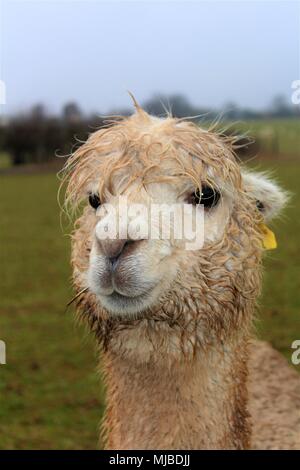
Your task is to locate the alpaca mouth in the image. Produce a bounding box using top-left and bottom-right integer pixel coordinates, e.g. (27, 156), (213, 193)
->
(110, 290), (149, 302)
(100, 288), (155, 315)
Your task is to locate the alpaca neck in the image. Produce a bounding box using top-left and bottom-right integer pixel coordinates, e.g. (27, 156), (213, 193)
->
(102, 333), (251, 450)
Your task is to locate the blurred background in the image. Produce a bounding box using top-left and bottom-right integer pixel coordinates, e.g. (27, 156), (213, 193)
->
(0, 0), (299, 449)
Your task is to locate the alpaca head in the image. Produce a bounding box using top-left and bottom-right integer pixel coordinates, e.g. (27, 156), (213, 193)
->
(65, 106), (287, 356)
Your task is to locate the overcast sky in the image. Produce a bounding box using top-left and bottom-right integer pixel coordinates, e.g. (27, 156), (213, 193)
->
(0, 0), (299, 115)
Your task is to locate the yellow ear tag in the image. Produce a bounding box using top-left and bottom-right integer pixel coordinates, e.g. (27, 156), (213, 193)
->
(258, 223), (277, 250)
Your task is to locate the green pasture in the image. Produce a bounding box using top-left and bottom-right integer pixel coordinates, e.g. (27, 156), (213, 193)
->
(0, 160), (299, 449)
(234, 118), (300, 157)
(0, 174), (104, 449)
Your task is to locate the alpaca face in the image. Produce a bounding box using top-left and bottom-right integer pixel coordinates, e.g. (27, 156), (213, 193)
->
(86, 179), (233, 315)
(66, 110), (287, 321)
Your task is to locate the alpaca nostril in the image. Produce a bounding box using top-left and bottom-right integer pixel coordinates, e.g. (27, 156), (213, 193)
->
(109, 255), (120, 269)
(105, 239), (136, 267)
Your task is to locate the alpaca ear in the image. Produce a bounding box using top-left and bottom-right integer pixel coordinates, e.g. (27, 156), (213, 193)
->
(241, 170), (289, 221)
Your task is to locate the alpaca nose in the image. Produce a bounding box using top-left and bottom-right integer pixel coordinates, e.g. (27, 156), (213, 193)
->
(97, 238), (134, 266)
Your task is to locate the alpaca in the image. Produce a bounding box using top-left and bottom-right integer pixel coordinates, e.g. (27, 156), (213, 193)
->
(63, 103), (300, 450)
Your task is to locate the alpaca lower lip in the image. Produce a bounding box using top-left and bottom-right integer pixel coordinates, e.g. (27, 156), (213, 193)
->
(110, 280), (159, 299)
(100, 288), (155, 314)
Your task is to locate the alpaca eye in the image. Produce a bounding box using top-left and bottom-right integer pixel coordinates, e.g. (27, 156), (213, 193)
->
(89, 193), (101, 209)
(256, 200), (265, 212)
(189, 186), (220, 209)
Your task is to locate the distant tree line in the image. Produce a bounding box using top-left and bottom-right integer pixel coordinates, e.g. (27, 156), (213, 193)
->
(142, 93), (300, 120)
(0, 103), (105, 166)
(0, 94), (298, 166)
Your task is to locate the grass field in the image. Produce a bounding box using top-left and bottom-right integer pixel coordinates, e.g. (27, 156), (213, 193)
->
(232, 118), (300, 157)
(0, 174), (104, 449)
(0, 161), (299, 449)
(0, 153), (11, 170)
